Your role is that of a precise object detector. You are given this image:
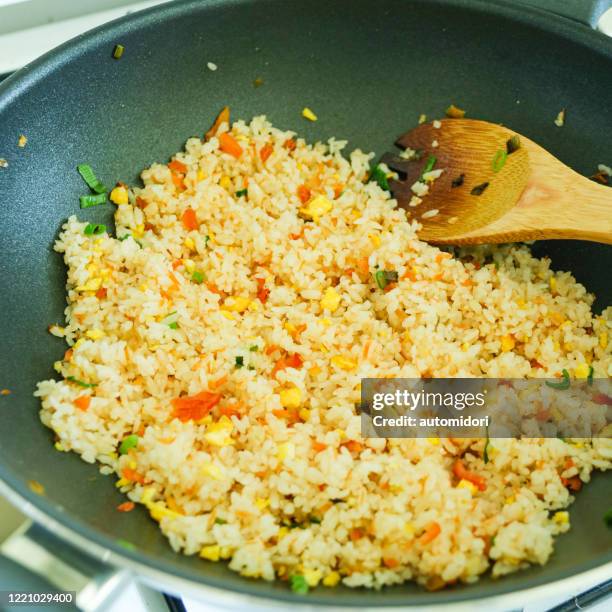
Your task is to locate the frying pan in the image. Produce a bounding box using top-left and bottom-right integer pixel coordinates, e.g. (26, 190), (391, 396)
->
(0, 0), (611, 608)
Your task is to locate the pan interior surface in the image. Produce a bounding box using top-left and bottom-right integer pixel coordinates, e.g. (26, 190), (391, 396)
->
(0, 0), (610, 605)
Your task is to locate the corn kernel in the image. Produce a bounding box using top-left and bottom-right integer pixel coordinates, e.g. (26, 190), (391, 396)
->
(599, 332), (608, 349)
(219, 175), (231, 189)
(552, 511), (569, 525)
(574, 363), (590, 379)
(299, 195), (332, 222)
(133, 224), (145, 239)
(369, 233), (381, 248)
(110, 186), (129, 205)
(304, 569), (323, 587)
(279, 387), (301, 409)
(299, 408), (310, 421)
(197, 169), (205, 181)
(183, 259), (195, 273)
(220, 310), (235, 320)
(403, 522), (415, 536)
(255, 498), (269, 510)
(456, 479), (477, 494)
(204, 417), (234, 446)
(323, 571), (341, 587)
(309, 365), (321, 376)
(550, 311), (565, 326)
(85, 329), (105, 340)
(184, 237), (195, 250)
(201, 462), (223, 480)
(224, 296), (251, 312)
(219, 546), (233, 559)
(115, 478), (129, 488)
(320, 287), (341, 312)
(549, 276), (557, 292)
(199, 545), (221, 561)
(501, 335), (515, 352)
(505, 495), (516, 505)
(149, 503), (181, 522)
(77, 277), (102, 292)
(277, 527), (289, 541)
(331, 355), (357, 371)
(54, 442), (65, 452)
(277, 441), (295, 461)
(302, 107), (317, 121)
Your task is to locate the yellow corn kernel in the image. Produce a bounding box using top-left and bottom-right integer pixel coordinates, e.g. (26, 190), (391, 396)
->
(456, 479), (477, 494)
(277, 441), (295, 461)
(277, 527), (289, 541)
(279, 387), (301, 409)
(403, 522), (415, 536)
(368, 233), (381, 248)
(201, 463), (223, 480)
(501, 335), (515, 352)
(255, 498), (269, 510)
(54, 442), (65, 452)
(319, 343), (329, 353)
(133, 224), (145, 239)
(427, 437), (439, 445)
(320, 287), (341, 312)
(321, 318), (331, 327)
(76, 277), (102, 292)
(549, 276), (557, 292)
(220, 310), (235, 320)
(299, 408), (310, 422)
(574, 363), (590, 379)
(516, 299), (526, 309)
(53, 360), (63, 373)
(149, 503), (181, 522)
(335, 428), (346, 440)
(323, 571), (341, 587)
(184, 237), (195, 250)
(115, 478), (129, 488)
(331, 355), (357, 371)
(219, 175), (231, 189)
(304, 569), (323, 587)
(100, 268), (111, 279)
(85, 329), (105, 340)
(309, 365), (321, 376)
(183, 259), (195, 273)
(110, 186), (129, 205)
(461, 342), (470, 351)
(219, 546), (233, 559)
(302, 107), (317, 121)
(197, 169), (205, 182)
(86, 263), (98, 274)
(284, 322), (296, 334)
(552, 511), (569, 525)
(550, 311), (565, 326)
(299, 195), (332, 222)
(505, 495), (516, 505)
(199, 545), (221, 561)
(204, 416), (234, 446)
(599, 332), (608, 349)
(224, 296), (251, 312)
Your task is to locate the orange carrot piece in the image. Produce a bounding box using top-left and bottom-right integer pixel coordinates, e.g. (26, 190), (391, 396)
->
(419, 522), (441, 545)
(297, 184), (311, 204)
(172, 259), (182, 270)
(453, 460), (486, 491)
(260, 143), (274, 162)
(356, 257), (370, 277)
(95, 287), (107, 299)
(168, 159), (188, 174)
(312, 441), (327, 452)
(383, 557), (400, 569)
(333, 183), (344, 199)
(122, 467), (145, 484)
(73, 395), (91, 411)
(256, 277), (270, 304)
(205, 106), (230, 140)
(172, 391), (222, 422)
(135, 196), (149, 209)
(283, 138), (297, 151)
(272, 353), (304, 377)
(209, 375), (228, 390)
(349, 528), (364, 542)
(265, 344), (280, 356)
(117, 501), (135, 512)
(181, 207), (199, 231)
(219, 132), (243, 159)
(562, 476), (582, 491)
(63, 348), (73, 361)
(344, 440), (363, 454)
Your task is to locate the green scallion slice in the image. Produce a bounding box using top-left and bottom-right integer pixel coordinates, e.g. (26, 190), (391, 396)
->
(546, 369), (571, 390)
(80, 193), (108, 209)
(119, 434), (139, 455)
(370, 165), (390, 190)
(492, 150), (507, 173)
(235, 188), (248, 197)
(604, 508), (612, 528)
(289, 574), (309, 594)
(374, 270), (398, 290)
(204, 235), (210, 246)
(483, 426), (491, 464)
(66, 376), (98, 388)
(421, 154), (437, 177)
(214, 517), (227, 525)
(168, 322), (179, 330)
(587, 365), (594, 386)
(235, 356), (244, 369)
(249, 345), (259, 352)
(84, 223), (106, 236)
(77, 164), (107, 194)
(191, 271), (205, 284)
(112, 44), (125, 60)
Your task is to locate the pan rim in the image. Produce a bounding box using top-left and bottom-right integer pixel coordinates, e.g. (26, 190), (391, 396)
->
(0, 0), (611, 606)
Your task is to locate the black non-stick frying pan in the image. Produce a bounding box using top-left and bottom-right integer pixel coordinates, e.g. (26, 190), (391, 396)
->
(0, 0), (611, 607)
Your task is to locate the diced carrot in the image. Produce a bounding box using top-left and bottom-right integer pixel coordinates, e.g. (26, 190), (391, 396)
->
(206, 282), (224, 296)
(530, 358), (544, 369)
(383, 557), (399, 569)
(122, 467), (145, 484)
(453, 460), (486, 491)
(218, 404), (241, 418)
(117, 501), (135, 512)
(172, 259), (182, 270)
(135, 196), (149, 209)
(297, 184), (311, 204)
(562, 476), (582, 491)
(256, 277), (270, 303)
(349, 528), (364, 541)
(73, 395), (91, 411)
(265, 344), (280, 355)
(402, 269), (417, 282)
(419, 522), (441, 545)
(64, 348), (73, 361)
(272, 353), (303, 377)
(344, 440), (363, 454)
(312, 441), (327, 452)
(435, 252), (451, 264)
(260, 143), (274, 162)
(356, 257), (370, 277)
(219, 132), (243, 159)
(168, 159), (188, 174)
(283, 138), (297, 151)
(333, 183), (344, 199)
(209, 375), (228, 390)
(181, 207), (199, 231)
(205, 106), (230, 140)
(171, 173), (186, 192)
(172, 391), (222, 422)
(289, 231), (303, 240)
(564, 458), (575, 469)
(462, 278), (474, 287)
(95, 287), (107, 299)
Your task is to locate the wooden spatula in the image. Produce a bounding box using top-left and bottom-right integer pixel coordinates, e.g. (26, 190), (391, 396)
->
(381, 119), (612, 245)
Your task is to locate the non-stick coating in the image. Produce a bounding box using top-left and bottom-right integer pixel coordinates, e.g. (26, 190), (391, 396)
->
(0, 0), (610, 606)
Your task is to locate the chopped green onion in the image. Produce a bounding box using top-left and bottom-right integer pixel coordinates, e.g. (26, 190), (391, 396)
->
(235, 356), (244, 369)
(77, 164), (107, 194)
(421, 154), (437, 178)
(204, 235), (210, 246)
(247, 365), (255, 370)
(451, 173), (465, 188)
(118, 234), (131, 241)
(249, 345), (259, 352)
(119, 434), (139, 455)
(470, 182), (489, 196)
(604, 508), (612, 528)
(483, 426), (491, 464)
(191, 270), (205, 284)
(214, 517), (227, 525)
(546, 369), (571, 390)
(370, 165), (390, 190)
(289, 574), (309, 594)
(587, 366), (594, 386)
(66, 376), (98, 388)
(112, 44), (125, 60)
(116, 539), (136, 550)
(80, 193), (108, 208)
(168, 322), (179, 330)
(235, 188), (248, 197)
(506, 135), (521, 154)
(309, 516), (322, 524)
(492, 150), (507, 173)
(374, 270), (398, 290)
(84, 223), (106, 236)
